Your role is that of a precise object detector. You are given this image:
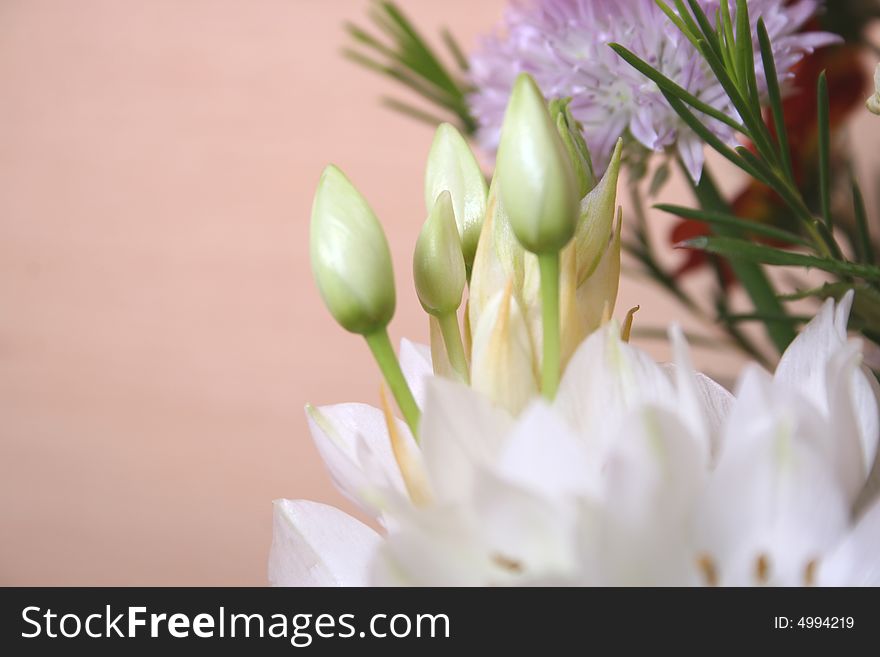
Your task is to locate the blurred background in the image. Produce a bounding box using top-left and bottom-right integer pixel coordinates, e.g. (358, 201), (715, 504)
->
(1, 0), (878, 585)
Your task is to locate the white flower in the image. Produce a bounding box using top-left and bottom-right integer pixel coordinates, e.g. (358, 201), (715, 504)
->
(269, 293), (880, 586)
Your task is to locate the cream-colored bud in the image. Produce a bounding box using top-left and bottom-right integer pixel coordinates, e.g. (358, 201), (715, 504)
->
(496, 73), (580, 254)
(413, 191), (466, 316)
(424, 123), (488, 268)
(310, 165), (395, 335)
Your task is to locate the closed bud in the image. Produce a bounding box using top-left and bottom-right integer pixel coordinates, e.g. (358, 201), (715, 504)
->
(310, 165), (395, 335)
(550, 98), (596, 197)
(497, 73), (580, 254)
(424, 123), (488, 269)
(413, 191), (466, 316)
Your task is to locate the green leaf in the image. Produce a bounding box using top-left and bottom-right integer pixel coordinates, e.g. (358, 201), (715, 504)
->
(609, 43), (746, 133)
(667, 1), (703, 47)
(735, 0), (759, 102)
(380, 2), (459, 95)
(380, 97), (449, 127)
(655, 1), (698, 43)
(684, 0), (724, 61)
(817, 71), (832, 229)
(684, 236), (880, 281)
(694, 34), (778, 169)
(726, 312), (811, 325)
(342, 49), (464, 112)
(719, 0), (737, 78)
(777, 281), (857, 302)
(630, 326), (729, 349)
(655, 204), (812, 246)
(345, 2), (476, 134)
(757, 19), (793, 180)
(441, 28), (469, 72)
(732, 146), (775, 187)
(658, 89), (763, 180)
(649, 162), (671, 197)
(852, 178), (875, 265)
(687, 164), (796, 353)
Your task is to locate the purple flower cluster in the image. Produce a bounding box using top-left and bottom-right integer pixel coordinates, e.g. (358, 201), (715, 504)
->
(468, 0), (838, 178)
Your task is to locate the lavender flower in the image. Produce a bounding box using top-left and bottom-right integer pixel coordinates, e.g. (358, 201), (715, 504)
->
(468, 0), (838, 179)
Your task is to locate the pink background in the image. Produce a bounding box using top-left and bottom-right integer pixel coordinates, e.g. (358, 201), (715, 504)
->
(1, 1), (877, 585)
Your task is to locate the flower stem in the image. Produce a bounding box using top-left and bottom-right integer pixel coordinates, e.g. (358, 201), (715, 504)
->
(538, 252), (561, 400)
(437, 311), (469, 383)
(686, 162), (796, 354)
(364, 329), (421, 439)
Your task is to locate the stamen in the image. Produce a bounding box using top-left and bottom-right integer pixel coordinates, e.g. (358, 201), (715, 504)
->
(621, 305), (640, 343)
(491, 553), (524, 573)
(755, 554), (771, 585)
(804, 559), (818, 587)
(697, 554), (718, 587)
(380, 384), (432, 506)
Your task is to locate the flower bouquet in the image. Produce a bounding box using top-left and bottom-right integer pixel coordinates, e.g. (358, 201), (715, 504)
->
(269, 0), (880, 586)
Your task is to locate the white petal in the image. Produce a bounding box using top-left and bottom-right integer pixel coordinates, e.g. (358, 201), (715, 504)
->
(692, 372), (735, 452)
(305, 403), (411, 515)
(373, 505), (493, 586)
(268, 499), (381, 586)
(823, 342), (877, 500)
(697, 368), (849, 585)
(773, 291), (878, 468)
(852, 366), (880, 480)
(588, 406), (705, 586)
(495, 401), (598, 500)
(666, 324), (714, 463)
(856, 457), (880, 517)
(555, 323), (676, 460)
(775, 295), (848, 397)
(419, 377), (514, 503)
(818, 500), (880, 586)
(399, 338), (433, 409)
(472, 469), (579, 579)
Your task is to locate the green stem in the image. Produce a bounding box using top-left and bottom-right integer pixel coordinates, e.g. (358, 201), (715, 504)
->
(538, 252), (561, 400)
(437, 311), (469, 384)
(364, 328), (421, 439)
(628, 178), (770, 364)
(686, 162), (796, 354)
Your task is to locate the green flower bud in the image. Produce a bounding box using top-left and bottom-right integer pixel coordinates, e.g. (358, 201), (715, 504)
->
(550, 98), (596, 197)
(497, 73), (580, 255)
(424, 123), (488, 269)
(413, 190), (466, 316)
(310, 165), (395, 335)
